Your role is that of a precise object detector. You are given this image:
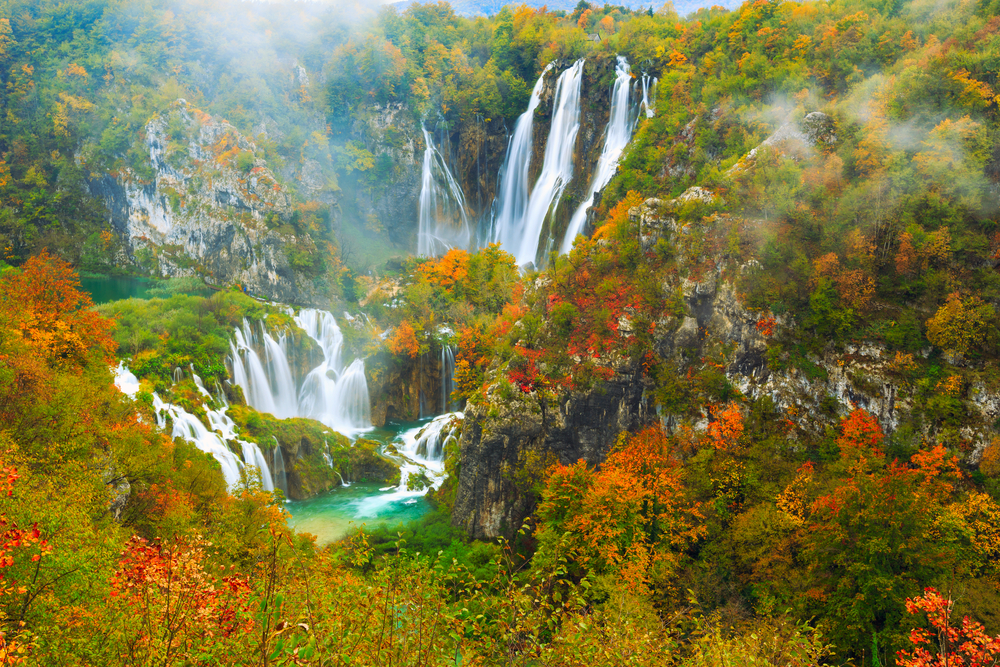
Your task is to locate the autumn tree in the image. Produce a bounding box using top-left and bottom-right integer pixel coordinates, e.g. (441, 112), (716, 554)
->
(533, 427), (703, 594)
(0, 250), (115, 368)
(897, 588), (1000, 667)
(926, 292), (993, 355)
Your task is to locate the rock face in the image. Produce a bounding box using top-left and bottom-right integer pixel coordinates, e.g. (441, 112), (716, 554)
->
(452, 364), (652, 540)
(89, 100), (325, 304)
(366, 345), (451, 427)
(449, 191), (1000, 541)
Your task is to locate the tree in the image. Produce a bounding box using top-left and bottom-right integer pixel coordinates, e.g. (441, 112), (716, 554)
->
(0, 250), (115, 368)
(897, 588), (1000, 667)
(926, 292), (992, 356)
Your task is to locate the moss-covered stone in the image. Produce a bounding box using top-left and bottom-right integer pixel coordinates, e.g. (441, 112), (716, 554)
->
(228, 405), (398, 500)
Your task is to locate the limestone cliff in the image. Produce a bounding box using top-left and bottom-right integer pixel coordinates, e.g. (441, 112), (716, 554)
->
(89, 100), (337, 304)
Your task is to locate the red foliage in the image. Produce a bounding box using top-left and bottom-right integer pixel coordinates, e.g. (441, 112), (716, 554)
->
(0, 249), (115, 368)
(755, 315), (776, 337)
(898, 588), (1000, 667)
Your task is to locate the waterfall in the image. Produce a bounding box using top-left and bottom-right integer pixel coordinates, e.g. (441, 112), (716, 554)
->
(152, 392), (279, 491)
(492, 63), (554, 254)
(228, 308), (372, 438)
(134, 364), (274, 492)
(114, 361), (140, 397)
(441, 344), (455, 413)
(272, 439), (289, 497)
(509, 59), (586, 267)
(353, 413), (463, 517)
(639, 73), (657, 118)
(241, 441), (275, 492)
(561, 56), (637, 254)
(418, 126), (472, 256)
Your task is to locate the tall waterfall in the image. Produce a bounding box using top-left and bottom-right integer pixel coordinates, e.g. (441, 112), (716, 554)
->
(492, 63), (554, 255)
(560, 56), (636, 254)
(441, 344), (455, 413)
(639, 73), (657, 118)
(229, 308), (372, 438)
(418, 126), (472, 256)
(509, 59), (586, 267)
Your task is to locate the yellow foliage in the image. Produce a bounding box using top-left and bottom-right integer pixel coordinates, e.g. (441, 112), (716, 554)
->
(60, 63), (88, 79)
(980, 438), (1000, 478)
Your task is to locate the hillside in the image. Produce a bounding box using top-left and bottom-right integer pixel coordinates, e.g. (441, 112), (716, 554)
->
(1, 0), (1000, 664)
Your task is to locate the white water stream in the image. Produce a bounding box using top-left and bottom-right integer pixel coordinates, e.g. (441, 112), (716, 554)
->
(561, 56), (637, 254)
(417, 126), (472, 256)
(508, 59), (586, 266)
(492, 63), (554, 256)
(639, 73), (657, 119)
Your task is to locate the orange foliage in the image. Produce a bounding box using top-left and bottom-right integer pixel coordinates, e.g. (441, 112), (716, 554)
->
(707, 402), (744, 452)
(898, 588), (1000, 667)
(0, 250), (116, 368)
(387, 320), (420, 359)
(536, 427), (703, 592)
(593, 190), (644, 240)
(577, 8), (592, 29)
(896, 231), (918, 276)
(836, 408), (884, 462)
(417, 248), (470, 289)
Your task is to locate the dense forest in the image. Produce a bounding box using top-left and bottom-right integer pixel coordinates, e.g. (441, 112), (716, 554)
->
(3, 0), (1000, 664)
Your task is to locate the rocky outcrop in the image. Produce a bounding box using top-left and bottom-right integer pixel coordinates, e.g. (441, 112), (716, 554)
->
(452, 363), (652, 540)
(366, 344), (452, 427)
(90, 100), (327, 305)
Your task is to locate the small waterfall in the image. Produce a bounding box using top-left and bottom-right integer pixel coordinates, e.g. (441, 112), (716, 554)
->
(228, 308), (372, 438)
(173, 366), (183, 383)
(272, 438), (289, 497)
(354, 413), (463, 517)
(492, 63), (554, 252)
(441, 344), (455, 412)
(417, 126), (472, 256)
(639, 73), (657, 118)
(509, 59), (586, 267)
(152, 393), (245, 489)
(240, 441), (275, 492)
(114, 361), (140, 397)
(561, 56), (637, 254)
(144, 365), (275, 492)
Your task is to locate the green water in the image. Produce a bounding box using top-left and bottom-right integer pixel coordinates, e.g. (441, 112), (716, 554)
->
(285, 482), (431, 545)
(80, 275), (216, 304)
(285, 418), (441, 546)
(80, 275), (159, 304)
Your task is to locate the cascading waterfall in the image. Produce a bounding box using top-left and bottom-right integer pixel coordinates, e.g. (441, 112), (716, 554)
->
(228, 308), (372, 438)
(508, 59), (586, 267)
(441, 344), (455, 413)
(116, 361), (275, 492)
(492, 63), (554, 253)
(560, 56), (637, 254)
(353, 413), (463, 517)
(417, 126), (472, 256)
(639, 73), (657, 118)
(150, 389), (274, 492)
(272, 439), (289, 497)
(294, 308), (372, 436)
